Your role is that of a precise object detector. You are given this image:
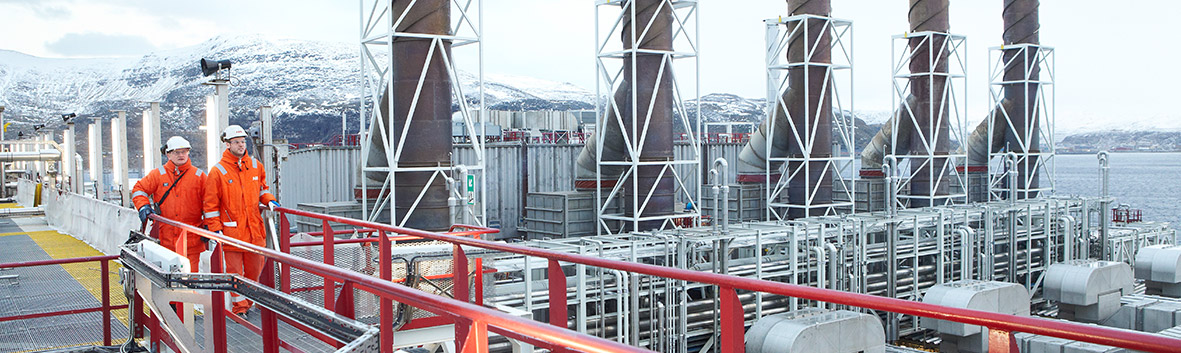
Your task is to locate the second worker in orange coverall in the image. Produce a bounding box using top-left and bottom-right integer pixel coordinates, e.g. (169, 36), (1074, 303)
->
(203, 125), (280, 317)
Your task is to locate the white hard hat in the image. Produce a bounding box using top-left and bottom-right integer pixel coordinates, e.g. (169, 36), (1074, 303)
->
(221, 125), (248, 141)
(164, 136), (191, 153)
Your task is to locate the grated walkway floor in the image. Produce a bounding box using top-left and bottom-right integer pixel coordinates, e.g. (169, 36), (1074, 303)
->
(0, 211), (129, 353)
(0, 204), (339, 353)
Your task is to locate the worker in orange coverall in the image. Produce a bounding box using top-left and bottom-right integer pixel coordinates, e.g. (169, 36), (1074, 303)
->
(132, 136), (207, 270)
(203, 125), (280, 317)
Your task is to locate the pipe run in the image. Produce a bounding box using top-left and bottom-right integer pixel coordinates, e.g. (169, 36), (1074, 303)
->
(0, 149), (62, 162)
(710, 158), (730, 234)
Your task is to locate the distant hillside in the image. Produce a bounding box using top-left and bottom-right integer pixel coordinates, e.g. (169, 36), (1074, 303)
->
(1059, 131), (1181, 153)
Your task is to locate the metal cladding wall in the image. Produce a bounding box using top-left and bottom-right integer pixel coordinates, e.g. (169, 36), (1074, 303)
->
(279, 146), (363, 209)
(282, 142), (743, 238)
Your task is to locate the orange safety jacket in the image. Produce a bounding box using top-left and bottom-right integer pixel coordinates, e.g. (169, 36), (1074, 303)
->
(203, 149), (277, 252)
(131, 160), (207, 256)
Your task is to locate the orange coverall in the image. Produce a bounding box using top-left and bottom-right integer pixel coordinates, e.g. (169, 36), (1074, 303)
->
(131, 160), (207, 270)
(203, 149), (277, 314)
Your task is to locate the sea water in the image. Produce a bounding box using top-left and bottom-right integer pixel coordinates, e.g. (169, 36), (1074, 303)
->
(1048, 152), (1181, 231)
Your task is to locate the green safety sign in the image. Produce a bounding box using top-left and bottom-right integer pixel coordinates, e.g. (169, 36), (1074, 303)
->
(466, 175), (475, 192)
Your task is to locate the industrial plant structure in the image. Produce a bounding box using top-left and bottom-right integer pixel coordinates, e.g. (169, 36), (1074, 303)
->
(0, 1), (1179, 353)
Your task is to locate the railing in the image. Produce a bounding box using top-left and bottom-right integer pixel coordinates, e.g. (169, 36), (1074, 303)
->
(147, 213), (648, 353)
(273, 207), (1181, 353)
(0, 255), (129, 347)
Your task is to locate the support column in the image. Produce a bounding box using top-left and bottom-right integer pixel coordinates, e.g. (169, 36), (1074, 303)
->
(111, 111), (130, 207)
(143, 102), (161, 173)
(88, 121), (105, 200)
(63, 123), (76, 193)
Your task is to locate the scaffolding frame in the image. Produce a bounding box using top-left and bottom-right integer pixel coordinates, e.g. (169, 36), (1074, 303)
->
(358, 0), (488, 227)
(888, 31), (969, 209)
(763, 15), (855, 221)
(593, 0), (701, 235)
(986, 44), (1055, 201)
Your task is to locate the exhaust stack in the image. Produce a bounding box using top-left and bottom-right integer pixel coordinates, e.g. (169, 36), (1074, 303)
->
(735, 0), (833, 219)
(964, 0), (1041, 200)
(362, 0), (453, 231)
(573, 0), (675, 231)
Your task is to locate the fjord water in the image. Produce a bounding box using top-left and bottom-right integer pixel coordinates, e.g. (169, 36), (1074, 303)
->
(1048, 152), (1181, 231)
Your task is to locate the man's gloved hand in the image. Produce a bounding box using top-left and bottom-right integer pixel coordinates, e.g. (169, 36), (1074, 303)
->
(138, 206), (155, 223)
(268, 200), (281, 211)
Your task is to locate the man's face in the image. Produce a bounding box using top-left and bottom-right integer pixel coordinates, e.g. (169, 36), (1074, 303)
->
(167, 148), (190, 166)
(226, 137), (247, 157)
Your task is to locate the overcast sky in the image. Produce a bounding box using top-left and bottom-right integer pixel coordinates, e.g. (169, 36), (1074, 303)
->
(2, 0), (1179, 131)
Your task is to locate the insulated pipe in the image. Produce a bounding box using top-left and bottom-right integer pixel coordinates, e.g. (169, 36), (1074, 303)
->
(574, 0), (675, 231)
(953, 226), (975, 280)
(0, 150), (62, 162)
(1098, 151), (1110, 258)
(1057, 215), (1076, 261)
(735, 0), (832, 219)
(905, 0), (951, 206)
(1006, 152), (1018, 205)
(364, 0), (452, 231)
(712, 158), (729, 233)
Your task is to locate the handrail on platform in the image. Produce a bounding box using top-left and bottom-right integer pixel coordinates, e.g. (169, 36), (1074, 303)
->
(147, 213), (647, 353)
(269, 207), (1181, 353)
(0, 255), (128, 348)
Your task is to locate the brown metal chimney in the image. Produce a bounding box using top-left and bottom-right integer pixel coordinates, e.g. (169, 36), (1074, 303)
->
(906, 0), (952, 207)
(963, 0), (1041, 200)
(574, 0), (674, 231)
(1002, 0), (1041, 198)
(735, 0), (833, 219)
(363, 0), (453, 231)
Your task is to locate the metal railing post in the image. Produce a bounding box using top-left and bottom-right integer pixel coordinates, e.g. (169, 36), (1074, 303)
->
(261, 259), (280, 353)
(988, 329), (1019, 352)
(719, 286), (744, 353)
(101, 260), (111, 346)
(378, 230), (393, 353)
(211, 242), (228, 353)
(279, 213), (292, 292)
(322, 220), (336, 309)
(548, 259), (568, 329)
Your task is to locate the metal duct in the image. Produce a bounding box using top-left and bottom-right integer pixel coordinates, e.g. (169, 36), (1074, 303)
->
(735, 0), (832, 219)
(573, 0), (674, 230)
(363, 0), (452, 231)
(964, 0), (1041, 198)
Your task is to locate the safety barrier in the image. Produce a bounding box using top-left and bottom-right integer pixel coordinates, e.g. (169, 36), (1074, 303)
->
(273, 207), (1181, 353)
(146, 213), (648, 353)
(0, 255), (128, 347)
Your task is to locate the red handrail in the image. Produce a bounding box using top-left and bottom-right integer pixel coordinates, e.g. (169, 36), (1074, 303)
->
(0, 255), (127, 347)
(148, 214), (649, 353)
(273, 207), (1181, 353)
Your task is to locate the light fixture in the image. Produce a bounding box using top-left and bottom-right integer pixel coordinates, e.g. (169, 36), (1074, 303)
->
(61, 113), (76, 123)
(200, 58), (232, 77)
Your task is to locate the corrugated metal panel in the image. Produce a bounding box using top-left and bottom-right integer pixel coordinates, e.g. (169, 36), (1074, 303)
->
(281, 142), (744, 239)
(279, 146), (361, 208)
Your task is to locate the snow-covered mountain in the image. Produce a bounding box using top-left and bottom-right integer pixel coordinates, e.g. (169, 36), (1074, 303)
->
(0, 35), (607, 167)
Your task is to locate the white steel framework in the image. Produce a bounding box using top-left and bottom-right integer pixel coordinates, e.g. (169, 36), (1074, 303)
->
(593, 0), (701, 234)
(763, 15), (855, 221)
(888, 31), (969, 209)
(358, 0), (487, 227)
(986, 44), (1055, 201)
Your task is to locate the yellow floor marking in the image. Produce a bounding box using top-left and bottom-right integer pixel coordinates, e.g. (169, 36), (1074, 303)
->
(26, 230), (130, 325)
(0, 203), (22, 209)
(0, 231), (28, 237)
